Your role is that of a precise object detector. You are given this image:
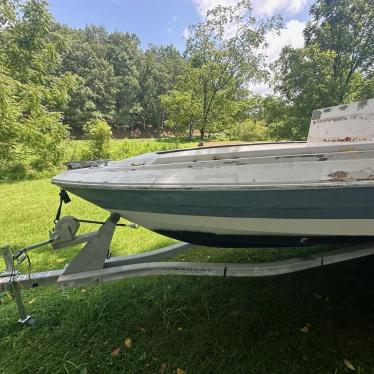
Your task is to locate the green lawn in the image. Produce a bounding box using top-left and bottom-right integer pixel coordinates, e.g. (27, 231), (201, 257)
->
(1, 179), (374, 372)
(68, 137), (199, 162)
(1, 137), (199, 181)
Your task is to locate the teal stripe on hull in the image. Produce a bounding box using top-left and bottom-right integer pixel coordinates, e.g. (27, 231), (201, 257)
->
(64, 185), (374, 219)
(154, 230), (374, 248)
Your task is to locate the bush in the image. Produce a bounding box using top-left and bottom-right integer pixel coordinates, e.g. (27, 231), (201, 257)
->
(85, 119), (112, 159)
(0, 162), (28, 180)
(113, 139), (178, 159)
(23, 112), (70, 171)
(231, 119), (267, 142)
(0, 70), (72, 177)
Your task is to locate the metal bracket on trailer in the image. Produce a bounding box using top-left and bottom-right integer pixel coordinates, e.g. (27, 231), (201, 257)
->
(2, 213), (374, 325)
(59, 213), (119, 275)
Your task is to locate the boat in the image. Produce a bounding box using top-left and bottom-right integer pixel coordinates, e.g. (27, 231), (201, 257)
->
(52, 98), (374, 248)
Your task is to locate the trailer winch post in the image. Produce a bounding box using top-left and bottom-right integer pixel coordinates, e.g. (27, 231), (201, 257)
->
(1, 245), (34, 325)
(2, 245), (13, 274)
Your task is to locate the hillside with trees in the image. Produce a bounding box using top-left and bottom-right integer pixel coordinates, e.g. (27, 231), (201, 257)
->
(0, 0), (373, 177)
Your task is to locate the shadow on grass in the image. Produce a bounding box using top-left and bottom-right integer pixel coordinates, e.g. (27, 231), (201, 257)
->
(1, 254), (374, 374)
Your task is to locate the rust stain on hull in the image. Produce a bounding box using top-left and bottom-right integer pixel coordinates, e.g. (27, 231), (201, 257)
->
(328, 171), (349, 182)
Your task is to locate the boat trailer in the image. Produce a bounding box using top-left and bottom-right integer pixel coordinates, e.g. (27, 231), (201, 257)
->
(2, 212), (374, 325)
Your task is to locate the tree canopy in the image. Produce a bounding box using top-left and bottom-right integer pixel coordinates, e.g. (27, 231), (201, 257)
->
(0, 0), (74, 174)
(1, 0), (373, 177)
(161, 0), (280, 139)
(272, 0), (374, 139)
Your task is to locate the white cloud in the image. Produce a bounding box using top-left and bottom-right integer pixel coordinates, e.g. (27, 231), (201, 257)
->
(250, 19), (305, 94)
(193, 0), (239, 17)
(193, 0), (307, 17)
(263, 19), (305, 64)
(252, 0), (307, 16)
(247, 81), (273, 95)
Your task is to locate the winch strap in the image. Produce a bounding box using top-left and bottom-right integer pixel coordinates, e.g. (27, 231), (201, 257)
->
(54, 189), (71, 223)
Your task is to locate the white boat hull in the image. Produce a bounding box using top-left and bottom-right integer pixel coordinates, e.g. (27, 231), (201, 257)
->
(114, 210), (374, 237)
(52, 98), (374, 247)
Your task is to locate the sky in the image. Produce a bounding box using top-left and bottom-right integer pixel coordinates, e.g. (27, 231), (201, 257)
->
(49, 0), (314, 93)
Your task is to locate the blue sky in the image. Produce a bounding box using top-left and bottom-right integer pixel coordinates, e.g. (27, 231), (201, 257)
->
(49, 0), (201, 50)
(49, 0), (312, 50)
(49, 0), (314, 93)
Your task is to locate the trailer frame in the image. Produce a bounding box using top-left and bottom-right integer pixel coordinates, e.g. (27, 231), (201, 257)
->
(2, 213), (374, 325)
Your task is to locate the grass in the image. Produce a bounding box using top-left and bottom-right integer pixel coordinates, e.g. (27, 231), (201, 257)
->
(1, 143), (374, 373)
(68, 137), (199, 163)
(1, 137), (199, 181)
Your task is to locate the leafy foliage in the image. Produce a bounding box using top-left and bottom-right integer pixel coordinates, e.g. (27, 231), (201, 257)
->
(230, 119), (267, 142)
(85, 119), (112, 159)
(3, 0), (59, 84)
(0, 0), (17, 28)
(160, 86), (200, 138)
(59, 28), (118, 134)
(272, 0), (374, 139)
(304, 0), (374, 102)
(0, 68), (21, 167)
(0, 0), (74, 178)
(58, 27), (185, 136)
(162, 0), (280, 140)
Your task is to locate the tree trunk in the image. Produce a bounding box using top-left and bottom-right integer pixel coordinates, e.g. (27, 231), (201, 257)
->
(200, 128), (205, 140)
(157, 111), (164, 139)
(188, 120), (193, 139)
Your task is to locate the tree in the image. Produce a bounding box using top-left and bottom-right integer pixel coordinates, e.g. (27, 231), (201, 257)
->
(160, 89), (200, 138)
(0, 67), (21, 167)
(180, 0), (280, 139)
(304, 0), (374, 102)
(85, 118), (112, 159)
(2, 1), (189, 141)
(0, 0), (17, 29)
(3, 0), (60, 84)
(258, 96), (296, 140)
(138, 45), (185, 135)
(351, 72), (374, 101)
(273, 45), (339, 138)
(272, 0), (374, 139)
(0, 0), (75, 175)
(59, 28), (117, 134)
(107, 32), (141, 129)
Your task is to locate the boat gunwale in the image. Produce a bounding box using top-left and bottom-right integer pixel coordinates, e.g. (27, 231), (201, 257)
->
(57, 146), (374, 173)
(155, 141), (307, 154)
(51, 179), (374, 191)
